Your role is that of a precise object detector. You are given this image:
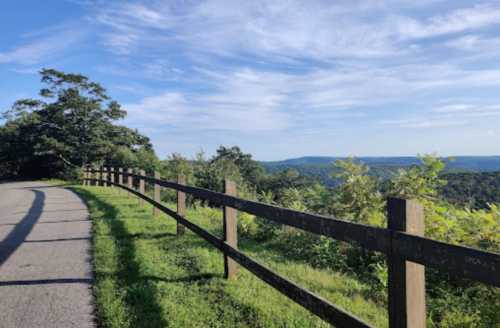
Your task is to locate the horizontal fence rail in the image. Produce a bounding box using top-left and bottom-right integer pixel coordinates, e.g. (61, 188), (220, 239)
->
(84, 174), (371, 327)
(120, 170), (500, 287)
(84, 167), (500, 328)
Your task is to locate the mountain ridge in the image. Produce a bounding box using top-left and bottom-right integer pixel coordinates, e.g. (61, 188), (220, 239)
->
(260, 155), (500, 171)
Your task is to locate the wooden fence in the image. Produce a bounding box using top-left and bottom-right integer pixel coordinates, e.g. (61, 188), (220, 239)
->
(83, 166), (499, 328)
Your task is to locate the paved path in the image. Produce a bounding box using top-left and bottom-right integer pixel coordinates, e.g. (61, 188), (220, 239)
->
(0, 181), (94, 328)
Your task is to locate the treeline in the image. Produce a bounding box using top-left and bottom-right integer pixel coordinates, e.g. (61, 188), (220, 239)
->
(263, 162), (500, 210)
(0, 69), (157, 179)
(441, 171), (500, 209)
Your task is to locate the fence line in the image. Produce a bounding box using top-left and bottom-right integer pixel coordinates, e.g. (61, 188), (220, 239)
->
(84, 166), (500, 328)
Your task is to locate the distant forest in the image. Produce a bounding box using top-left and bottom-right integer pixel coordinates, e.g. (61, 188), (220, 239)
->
(441, 172), (500, 209)
(261, 158), (500, 209)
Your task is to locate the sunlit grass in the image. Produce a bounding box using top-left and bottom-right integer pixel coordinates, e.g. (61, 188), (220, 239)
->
(70, 185), (387, 328)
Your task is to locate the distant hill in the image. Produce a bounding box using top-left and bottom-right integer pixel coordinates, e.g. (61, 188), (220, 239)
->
(260, 156), (500, 186)
(262, 156), (500, 170)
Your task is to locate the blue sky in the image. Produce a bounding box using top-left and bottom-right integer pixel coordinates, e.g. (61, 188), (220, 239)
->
(1, 1), (500, 160)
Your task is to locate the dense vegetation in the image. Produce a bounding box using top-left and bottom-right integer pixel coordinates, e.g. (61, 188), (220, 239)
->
(441, 172), (500, 209)
(2, 70), (498, 326)
(0, 69), (156, 179)
(75, 185), (386, 327)
(262, 158), (500, 209)
(150, 149), (499, 327)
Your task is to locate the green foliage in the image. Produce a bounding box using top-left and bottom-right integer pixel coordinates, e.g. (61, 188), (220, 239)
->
(193, 146), (253, 193)
(211, 146), (265, 187)
(68, 144), (499, 327)
(388, 155), (447, 200)
(160, 153), (194, 183)
(441, 171), (500, 209)
(258, 168), (314, 196)
(0, 69), (157, 179)
(330, 158), (383, 224)
(76, 185), (386, 327)
(423, 200), (500, 252)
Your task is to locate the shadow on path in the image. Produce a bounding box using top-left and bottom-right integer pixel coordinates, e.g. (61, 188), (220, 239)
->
(0, 189), (45, 266)
(0, 278), (93, 286)
(25, 237), (91, 243)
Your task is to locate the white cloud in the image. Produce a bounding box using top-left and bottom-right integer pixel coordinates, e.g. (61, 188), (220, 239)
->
(90, 1), (500, 63)
(381, 102), (500, 130)
(0, 28), (85, 65)
(123, 69), (291, 133)
(123, 61), (500, 136)
(3, 0), (500, 158)
(91, 1), (401, 60)
(396, 4), (500, 39)
(381, 118), (468, 129)
(433, 103), (500, 117)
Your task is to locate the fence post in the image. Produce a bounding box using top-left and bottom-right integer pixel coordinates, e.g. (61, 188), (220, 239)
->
(118, 168), (123, 193)
(153, 171), (161, 216)
(110, 167), (115, 187)
(89, 166), (94, 186)
(387, 198), (426, 328)
(139, 169), (145, 206)
(103, 167), (108, 187)
(99, 166), (104, 187)
(82, 166), (87, 186)
(223, 179), (238, 280)
(176, 175), (186, 236)
(127, 168), (133, 197)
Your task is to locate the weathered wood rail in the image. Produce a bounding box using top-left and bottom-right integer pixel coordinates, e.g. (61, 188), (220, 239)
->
(83, 167), (499, 328)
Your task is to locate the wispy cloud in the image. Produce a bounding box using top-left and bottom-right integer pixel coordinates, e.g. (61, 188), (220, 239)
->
(5, 0), (500, 158)
(123, 61), (500, 137)
(0, 27), (86, 65)
(380, 118), (468, 129)
(395, 4), (500, 39)
(381, 101), (500, 130)
(90, 1), (401, 61)
(433, 103), (500, 117)
(124, 68), (291, 133)
(90, 2), (500, 63)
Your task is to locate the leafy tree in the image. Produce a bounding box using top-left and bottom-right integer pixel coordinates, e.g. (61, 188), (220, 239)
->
(259, 168), (314, 198)
(388, 154), (447, 200)
(211, 146), (264, 187)
(0, 69), (155, 178)
(330, 158), (383, 223)
(302, 183), (330, 214)
(279, 188), (307, 212)
(161, 153), (193, 182)
(197, 158), (243, 192)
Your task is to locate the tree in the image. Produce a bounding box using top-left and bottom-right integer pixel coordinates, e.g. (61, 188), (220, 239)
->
(0, 69), (155, 178)
(195, 157), (243, 192)
(211, 146), (264, 187)
(161, 153), (193, 182)
(259, 168), (314, 198)
(330, 158), (383, 223)
(388, 154), (447, 200)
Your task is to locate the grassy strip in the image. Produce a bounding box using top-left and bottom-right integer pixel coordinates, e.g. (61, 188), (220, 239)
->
(71, 185), (387, 328)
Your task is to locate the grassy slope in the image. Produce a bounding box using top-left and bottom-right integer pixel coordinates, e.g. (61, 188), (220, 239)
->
(71, 185), (387, 328)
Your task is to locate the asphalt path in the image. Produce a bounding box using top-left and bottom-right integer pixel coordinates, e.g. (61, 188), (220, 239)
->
(0, 181), (94, 328)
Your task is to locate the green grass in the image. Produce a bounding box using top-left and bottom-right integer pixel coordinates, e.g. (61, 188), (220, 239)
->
(70, 185), (387, 328)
